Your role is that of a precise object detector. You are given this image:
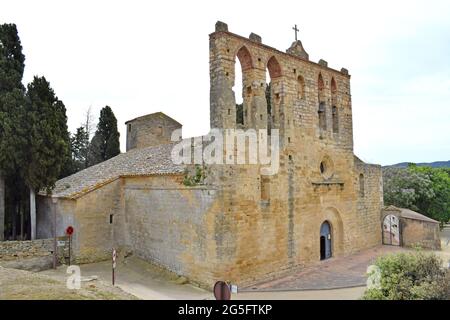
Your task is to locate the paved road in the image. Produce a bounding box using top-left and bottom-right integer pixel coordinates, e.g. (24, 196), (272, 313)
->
(234, 286), (366, 300)
(39, 236), (449, 300)
(244, 245), (406, 291)
(40, 256), (368, 300)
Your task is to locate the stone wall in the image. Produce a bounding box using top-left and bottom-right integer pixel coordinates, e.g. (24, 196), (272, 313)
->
(120, 175), (221, 286)
(73, 179), (123, 263)
(401, 218), (441, 250)
(38, 174), (221, 287)
(37, 180), (122, 264)
(0, 239), (53, 261)
(355, 157), (383, 249)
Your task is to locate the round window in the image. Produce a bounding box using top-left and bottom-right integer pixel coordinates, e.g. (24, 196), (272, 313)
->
(320, 162), (326, 174)
(319, 157), (334, 179)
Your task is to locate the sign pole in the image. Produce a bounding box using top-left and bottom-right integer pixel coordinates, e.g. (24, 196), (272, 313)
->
(68, 235), (71, 266)
(65, 226), (74, 266)
(52, 197), (58, 269)
(112, 248), (116, 286)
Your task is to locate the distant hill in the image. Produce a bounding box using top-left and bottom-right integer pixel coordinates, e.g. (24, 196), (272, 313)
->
(385, 160), (450, 168)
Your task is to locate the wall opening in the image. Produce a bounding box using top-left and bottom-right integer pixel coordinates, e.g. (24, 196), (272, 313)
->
(297, 75), (305, 99)
(318, 102), (326, 131)
(318, 73), (325, 102)
(320, 221), (332, 260)
(320, 156), (334, 179)
(331, 77), (337, 95)
(265, 67), (272, 135)
(234, 46), (253, 126)
(359, 173), (365, 197)
(318, 73), (326, 132)
(261, 176), (270, 202)
(332, 106), (338, 134)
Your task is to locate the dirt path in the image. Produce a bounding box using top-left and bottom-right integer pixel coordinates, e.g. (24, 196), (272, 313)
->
(40, 256), (210, 300)
(0, 265), (136, 300)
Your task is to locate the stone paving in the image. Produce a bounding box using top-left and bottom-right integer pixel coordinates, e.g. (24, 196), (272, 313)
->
(244, 245), (406, 291)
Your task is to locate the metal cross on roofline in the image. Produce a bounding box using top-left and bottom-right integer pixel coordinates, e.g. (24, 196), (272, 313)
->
(292, 24), (299, 41)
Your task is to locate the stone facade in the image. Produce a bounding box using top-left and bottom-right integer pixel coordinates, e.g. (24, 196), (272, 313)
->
(37, 21), (385, 288)
(206, 21), (382, 285)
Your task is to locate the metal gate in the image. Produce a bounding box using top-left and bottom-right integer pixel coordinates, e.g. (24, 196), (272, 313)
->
(382, 214), (400, 246)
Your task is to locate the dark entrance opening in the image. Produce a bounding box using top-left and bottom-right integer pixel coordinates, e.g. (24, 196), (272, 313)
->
(320, 236), (326, 260)
(320, 221), (332, 260)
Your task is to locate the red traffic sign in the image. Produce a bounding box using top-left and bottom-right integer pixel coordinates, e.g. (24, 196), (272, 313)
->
(66, 226), (74, 236)
(213, 281), (231, 300)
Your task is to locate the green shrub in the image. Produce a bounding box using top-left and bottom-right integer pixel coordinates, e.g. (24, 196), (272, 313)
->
(183, 165), (205, 186)
(362, 251), (450, 300)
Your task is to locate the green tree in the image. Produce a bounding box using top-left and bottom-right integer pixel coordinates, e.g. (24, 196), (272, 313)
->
(0, 24), (25, 92)
(24, 76), (70, 193)
(383, 165), (450, 225)
(88, 106), (120, 165)
(22, 76), (71, 239)
(0, 23), (27, 240)
(71, 126), (89, 172)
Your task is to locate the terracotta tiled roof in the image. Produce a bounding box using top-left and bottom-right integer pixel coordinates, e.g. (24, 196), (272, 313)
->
(44, 143), (185, 199)
(383, 205), (439, 224)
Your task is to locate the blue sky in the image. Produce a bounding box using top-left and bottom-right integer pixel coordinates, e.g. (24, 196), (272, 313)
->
(2, 0), (449, 165)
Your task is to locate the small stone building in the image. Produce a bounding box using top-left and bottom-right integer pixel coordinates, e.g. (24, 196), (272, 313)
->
(125, 112), (182, 152)
(382, 205), (441, 250)
(36, 21), (386, 288)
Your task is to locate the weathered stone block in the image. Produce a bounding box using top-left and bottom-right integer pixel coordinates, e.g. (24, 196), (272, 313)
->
(215, 21), (228, 32)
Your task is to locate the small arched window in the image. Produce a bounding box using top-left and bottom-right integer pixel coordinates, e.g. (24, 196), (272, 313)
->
(318, 102), (326, 130)
(318, 73), (325, 102)
(331, 77), (337, 95)
(359, 173), (365, 197)
(332, 106), (338, 134)
(267, 56), (282, 79)
(297, 75), (305, 99)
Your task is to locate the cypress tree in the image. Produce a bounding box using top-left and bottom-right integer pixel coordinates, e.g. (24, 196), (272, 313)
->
(71, 126), (89, 172)
(88, 106), (120, 165)
(24, 76), (70, 193)
(23, 76), (71, 239)
(0, 24), (26, 240)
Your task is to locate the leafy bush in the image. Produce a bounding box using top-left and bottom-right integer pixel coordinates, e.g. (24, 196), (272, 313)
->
(363, 251), (450, 300)
(183, 165), (205, 186)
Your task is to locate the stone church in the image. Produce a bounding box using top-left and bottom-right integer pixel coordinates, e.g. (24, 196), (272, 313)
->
(36, 22), (384, 287)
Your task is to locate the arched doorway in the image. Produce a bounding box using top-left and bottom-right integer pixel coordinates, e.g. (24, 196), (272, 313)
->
(320, 221), (332, 260)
